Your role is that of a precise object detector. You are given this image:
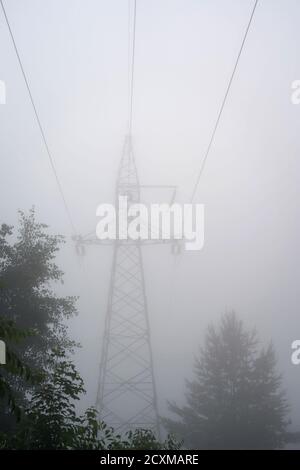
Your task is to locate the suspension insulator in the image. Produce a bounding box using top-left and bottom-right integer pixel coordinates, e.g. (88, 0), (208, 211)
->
(171, 241), (181, 256)
(75, 242), (85, 257)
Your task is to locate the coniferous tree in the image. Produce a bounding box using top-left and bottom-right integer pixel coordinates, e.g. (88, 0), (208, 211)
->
(166, 312), (289, 449)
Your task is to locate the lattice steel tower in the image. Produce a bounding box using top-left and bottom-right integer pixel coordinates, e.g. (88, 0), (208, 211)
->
(73, 0), (179, 437)
(95, 134), (160, 436)
(73, 134), (178, 436)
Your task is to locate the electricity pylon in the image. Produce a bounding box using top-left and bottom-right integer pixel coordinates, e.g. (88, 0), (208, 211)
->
(74, 134), (179, 437)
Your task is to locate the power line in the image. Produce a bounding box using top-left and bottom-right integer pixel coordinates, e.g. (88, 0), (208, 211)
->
(190, 0), (259, 202)
(128, 0), (137, 135)
(0, 0), (77, 234)
(127, 0), (131, 131)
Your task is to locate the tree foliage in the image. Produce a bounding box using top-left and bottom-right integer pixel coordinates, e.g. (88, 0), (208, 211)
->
(166, 312), (289, 449)
(0, 314), (35, 422)
(0, 210), (77, 431)
(0, 211), (180, 450)
(1, 347), (180, 450)
(0, 210), (77, 365)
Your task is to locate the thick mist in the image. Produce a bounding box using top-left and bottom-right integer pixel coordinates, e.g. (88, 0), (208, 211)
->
(0, 0), (300, 446)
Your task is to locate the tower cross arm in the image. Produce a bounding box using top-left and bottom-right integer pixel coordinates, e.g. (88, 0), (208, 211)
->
(72, 234), (184, 255)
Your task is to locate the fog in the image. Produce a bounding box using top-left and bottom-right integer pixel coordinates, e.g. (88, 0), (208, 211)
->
(1, 0), (300, 442)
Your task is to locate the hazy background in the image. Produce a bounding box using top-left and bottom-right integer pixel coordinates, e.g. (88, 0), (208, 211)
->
(0, 0), (300, 431)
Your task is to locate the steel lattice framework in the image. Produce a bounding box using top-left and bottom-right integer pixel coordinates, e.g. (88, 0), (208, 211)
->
(74, 135), (179, 436)
(96, 135), (160, 435)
